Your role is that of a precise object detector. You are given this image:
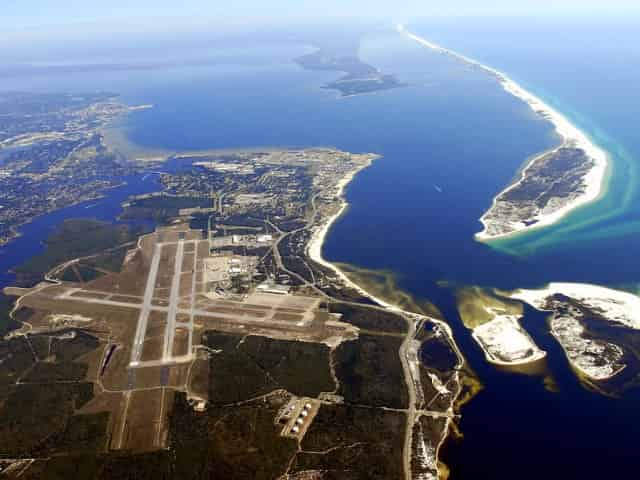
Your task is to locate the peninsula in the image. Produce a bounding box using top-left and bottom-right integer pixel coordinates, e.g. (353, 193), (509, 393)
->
(1, 146), (463, 479)
(398, 25), (608, 241)
(456, 287), (546, 367)
(0, 92), (151, 246)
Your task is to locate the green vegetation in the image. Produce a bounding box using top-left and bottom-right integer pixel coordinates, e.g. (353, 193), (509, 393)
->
(0, 324), (417, 478)
(0, 336), (34, 391)
(334, 334), (409, 409)
(59, 245), (131, 283)
(47, 412), (110, 455)
(330, 303), (408, 334)
(25, 392), (298, 479)
(274, 218), (306, 232)
(0, 382), (97, 456)
(15, 219), (142, 286)
(325, 75), (407, 97)
(206, 332), (278, 404)
(219, 214), (266, 229)
(52, 331), (101, 362)
(292, 404), (406, 479)
(281, 255), (313, 283)
(27, 395), (402, 479)
(296, 50), (407, 97)
(0, 92), (136, 247)
(411, 415), (448, 479)
(415, 322), (462, 412)
(198, 394), (298, 479)
(552, 298), (640, 394)
(0, 332), (103, 457)
(22, 361), (89, 383)
(189, 212), (210, 231)
(206, 332), (335, 405)
(120, 195), (212, 223)
(0, 293), (18, 336)
(18, 331), (99, 383)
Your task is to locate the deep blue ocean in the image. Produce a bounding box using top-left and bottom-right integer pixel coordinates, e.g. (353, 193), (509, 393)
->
(1, 18), (639, 478)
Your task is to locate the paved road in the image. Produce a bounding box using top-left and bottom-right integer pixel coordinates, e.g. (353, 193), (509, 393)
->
(130, 244), (162, 366)
(400, 315), (418, 480)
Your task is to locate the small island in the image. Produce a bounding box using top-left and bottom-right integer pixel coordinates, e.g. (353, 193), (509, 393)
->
(511, 283), (640, 381)
(456, 287), (546, 366)
(472, 314), (546, 366)
(296, 50), (407, 97)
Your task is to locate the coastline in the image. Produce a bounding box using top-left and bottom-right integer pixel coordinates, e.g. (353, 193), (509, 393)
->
(470, 314), (547, 367)
(0, 185), (121, 250)
(549, 328), (626, 382)
(511, 282), (640, 381)
(398, 25), (609, 242)
(306, 153), (466, 477)
(475, 142), (608, 243)
(511, 282), (640, 330)
(306, 153), (464, 352)
(471, 338), (547, 367)
(307, 156), (442, 320)
(100, 107), (176, 165)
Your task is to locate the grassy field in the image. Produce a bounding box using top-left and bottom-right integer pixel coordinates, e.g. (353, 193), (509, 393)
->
(15, 219), (142, 286)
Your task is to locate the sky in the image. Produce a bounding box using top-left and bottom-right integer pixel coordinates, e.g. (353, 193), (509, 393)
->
(2, 0), (638, 62)
(3, 0), (640, 31)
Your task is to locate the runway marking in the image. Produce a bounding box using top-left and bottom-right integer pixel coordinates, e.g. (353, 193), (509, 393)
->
(163, 239), (185, 361)
(130, 243), (162, 366)
(187, 239), (199, 357)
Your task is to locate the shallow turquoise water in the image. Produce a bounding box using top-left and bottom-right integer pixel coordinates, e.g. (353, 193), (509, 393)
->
(413, 18), (640, 264)
(2, 19), (640, 477)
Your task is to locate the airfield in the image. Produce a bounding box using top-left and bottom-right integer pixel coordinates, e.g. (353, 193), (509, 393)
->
(6, 224), (357, 451)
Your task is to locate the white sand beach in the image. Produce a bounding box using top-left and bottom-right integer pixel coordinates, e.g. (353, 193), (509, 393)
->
(511, 282), (638, 380)
(511, 282), (640, 330)
(398, 25), (608, 241)
(471, 313), (546, 366)
(306, 156), (460, 341)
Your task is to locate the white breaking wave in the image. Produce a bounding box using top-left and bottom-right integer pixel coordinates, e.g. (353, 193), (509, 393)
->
(398, 24), (609, 241)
